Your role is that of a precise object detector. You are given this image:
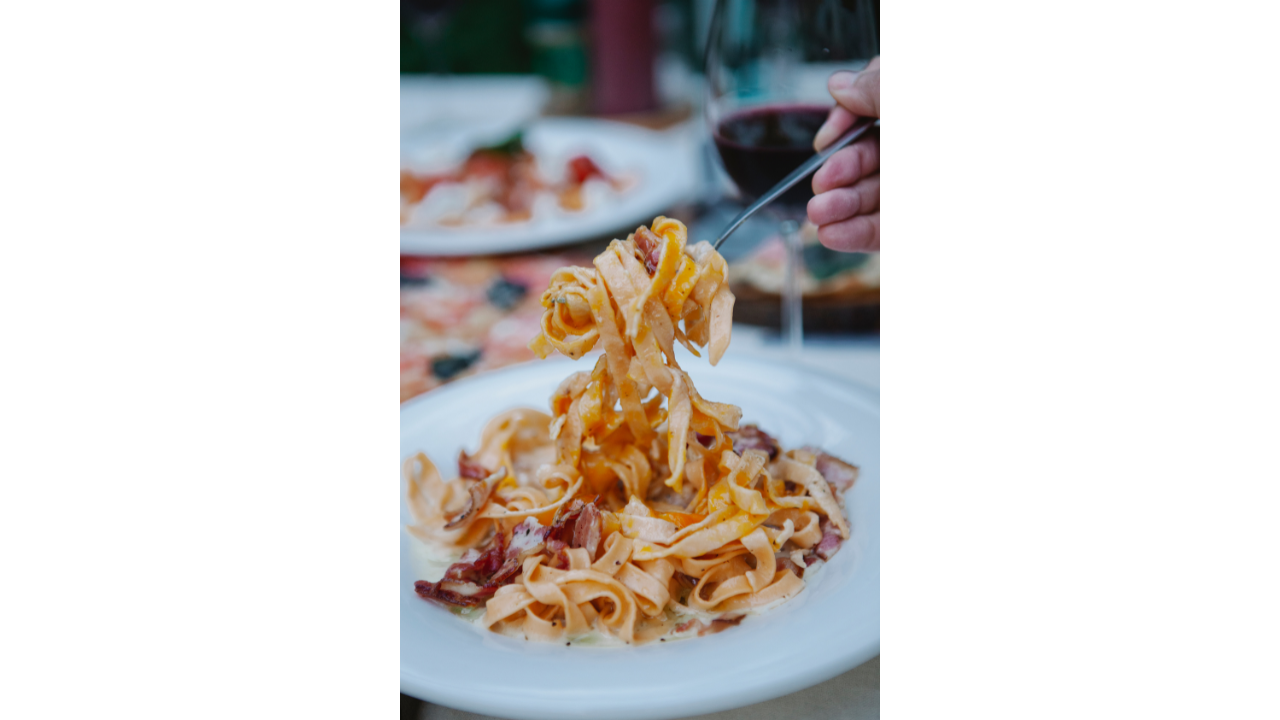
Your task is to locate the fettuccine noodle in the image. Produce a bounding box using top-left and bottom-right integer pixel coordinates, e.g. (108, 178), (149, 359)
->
(407, 217), (859, 644)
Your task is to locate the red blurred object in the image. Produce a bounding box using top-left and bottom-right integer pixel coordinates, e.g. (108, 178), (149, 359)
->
(589, 0), (656, 115)
(565, 154), (607, 184)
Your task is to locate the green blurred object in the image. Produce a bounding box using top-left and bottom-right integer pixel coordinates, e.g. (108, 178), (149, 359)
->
(401, 0), (531, 74)
(524, 0), (588, 112)
(657, 0), (697, 65)
(803, 244), (870, 282)
(400, 18), (436, 73)
(526, 21), (587, 87)
(522, 0), (581, 21)
(477, 131), (526, 156)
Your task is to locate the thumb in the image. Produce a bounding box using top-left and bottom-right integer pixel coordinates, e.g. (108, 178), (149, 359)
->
(830, 64), (879, 119)
(812, 60), (880, 151)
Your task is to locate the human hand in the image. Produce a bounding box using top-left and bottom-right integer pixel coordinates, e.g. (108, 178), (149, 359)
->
(807, 57), (880, 252)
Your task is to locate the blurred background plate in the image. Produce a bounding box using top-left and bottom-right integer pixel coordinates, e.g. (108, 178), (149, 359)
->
(401, 117), (699, 256)
(401, 74), (551, 150)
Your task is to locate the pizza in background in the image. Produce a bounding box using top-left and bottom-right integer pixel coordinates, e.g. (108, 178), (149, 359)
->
(401, 251), (595, 402)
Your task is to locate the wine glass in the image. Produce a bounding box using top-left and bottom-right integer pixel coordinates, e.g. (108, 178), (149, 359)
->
(705, 0), (879, 352)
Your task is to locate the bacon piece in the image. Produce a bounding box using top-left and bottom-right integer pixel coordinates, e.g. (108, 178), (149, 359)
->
(544, 498), (604, 561)
(421, 496), (664, 614)
(802, 446), (860, 491)
(572, 502), (602, 560)
(445, 533), (508, 583)
(457, 451), (490, 480)
(632, 225), (663, 275)
(727, 424), (780, 461)
(544, 500), (586, 546)
(414, 580), (488, 607)
(813, 518), (843, 561)
(702, 615), (746, 635)
(415, 532), (518, 608)
(674, 618), (701, 634)
(776, 556), (806, 579)
(548, 547), (571, 570)
(487, 560), (523, 588)
(443, 476), (492, 530)
(673, 615), (747, 637)
(507, 517), (546, 559)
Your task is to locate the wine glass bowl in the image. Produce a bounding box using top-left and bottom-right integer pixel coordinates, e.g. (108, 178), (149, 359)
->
(713, 104), (832, 208)
(706, 0), (879, 212)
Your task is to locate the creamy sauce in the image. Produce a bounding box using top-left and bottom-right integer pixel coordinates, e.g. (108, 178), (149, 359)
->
(408, 533), (465, 583)
(450, 604), (487, 623)
(478, 560), (827, 646)
(408, 526), (831, 646)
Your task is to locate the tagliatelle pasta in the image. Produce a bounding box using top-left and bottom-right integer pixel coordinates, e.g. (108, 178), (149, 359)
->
(407, 217), (860, 644)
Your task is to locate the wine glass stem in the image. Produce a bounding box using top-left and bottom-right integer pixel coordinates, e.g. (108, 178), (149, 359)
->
(781, 220), (804, 356)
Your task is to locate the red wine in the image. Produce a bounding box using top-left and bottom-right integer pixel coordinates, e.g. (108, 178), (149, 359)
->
(713, 104), (831, 208)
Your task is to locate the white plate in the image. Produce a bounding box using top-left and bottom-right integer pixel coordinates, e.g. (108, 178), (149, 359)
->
(400, 352), (880, 720)
(401, 118), (700, 257)
(401, 75), (550, 148)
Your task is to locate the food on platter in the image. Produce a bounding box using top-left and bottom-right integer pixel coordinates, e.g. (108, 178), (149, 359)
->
(405, 217), (858, 644)
(401, 132), (634, 228)
(726, 223), (879, 333)
(727, 223), (879, 297)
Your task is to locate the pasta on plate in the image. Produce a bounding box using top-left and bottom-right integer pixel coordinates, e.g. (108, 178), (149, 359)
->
(405, 217), (860, 644)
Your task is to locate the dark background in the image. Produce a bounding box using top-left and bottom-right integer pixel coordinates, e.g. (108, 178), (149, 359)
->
(399, 0), (880, 74)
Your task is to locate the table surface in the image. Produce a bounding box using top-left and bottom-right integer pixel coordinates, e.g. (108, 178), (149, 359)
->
(727, 325), (880, 391)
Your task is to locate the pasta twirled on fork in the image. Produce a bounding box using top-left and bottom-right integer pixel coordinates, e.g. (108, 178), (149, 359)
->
(407, 217), (858, 643)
